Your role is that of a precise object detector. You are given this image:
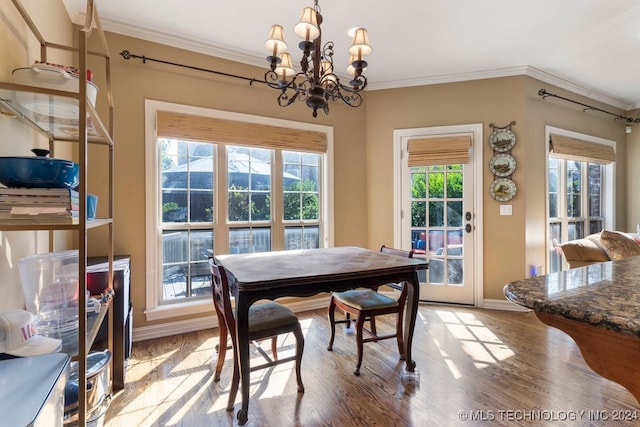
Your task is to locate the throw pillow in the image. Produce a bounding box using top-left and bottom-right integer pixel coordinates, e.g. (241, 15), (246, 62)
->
(599, 230), (640, 261)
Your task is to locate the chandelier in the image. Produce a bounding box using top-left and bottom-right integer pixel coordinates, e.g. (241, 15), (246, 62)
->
(263, 0), (372, 118)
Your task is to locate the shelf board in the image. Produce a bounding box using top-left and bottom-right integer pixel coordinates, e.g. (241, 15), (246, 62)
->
(0, 82), (113, 145)
(0, 217), (112, 231)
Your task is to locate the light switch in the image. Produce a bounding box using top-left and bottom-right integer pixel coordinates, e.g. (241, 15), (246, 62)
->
(500, 205), (512, 215)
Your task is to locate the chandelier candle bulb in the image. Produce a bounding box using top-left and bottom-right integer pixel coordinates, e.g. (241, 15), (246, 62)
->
(265, 24), (288, 68)
(275, 52), (295, 80)
(294, 7), (320, 41)
(349, 28), (372, 59)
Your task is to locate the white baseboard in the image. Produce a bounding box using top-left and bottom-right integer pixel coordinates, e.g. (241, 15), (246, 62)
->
(482, 298), (531, 312)
(132, 295), (529, 342)
(133, 295), (331, 342)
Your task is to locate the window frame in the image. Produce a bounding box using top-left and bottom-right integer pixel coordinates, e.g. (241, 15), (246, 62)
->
(144, 100), (334, 320)
(545, 126), (615, 272)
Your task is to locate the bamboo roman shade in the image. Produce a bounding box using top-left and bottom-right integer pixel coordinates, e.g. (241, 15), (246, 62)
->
(156, 111), (328, 153)
(407, 135), (472, 167)
(549, 134), (615, 164)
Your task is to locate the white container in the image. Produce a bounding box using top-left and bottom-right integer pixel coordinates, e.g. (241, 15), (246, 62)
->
(18, 250), (80, 340)
(12, 64), (98, 118)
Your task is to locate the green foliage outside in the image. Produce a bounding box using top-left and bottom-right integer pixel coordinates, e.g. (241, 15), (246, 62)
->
(283, 180), (319, 220)
(411, 167), (463, 228)
(228, 180), (318, 222)
(162, 202), (178, 213)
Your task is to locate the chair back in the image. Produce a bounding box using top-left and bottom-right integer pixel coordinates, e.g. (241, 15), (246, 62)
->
(209, 258), (238, 344)
(380, 245), (414, 293)
(380, 245), (414, 259)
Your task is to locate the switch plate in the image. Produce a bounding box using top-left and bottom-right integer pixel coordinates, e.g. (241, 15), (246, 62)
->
(500, 205), (512, 215)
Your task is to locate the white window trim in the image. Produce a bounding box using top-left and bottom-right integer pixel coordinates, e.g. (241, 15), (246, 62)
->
(545, 125), (616, 269)
(144, 100), (334, 321)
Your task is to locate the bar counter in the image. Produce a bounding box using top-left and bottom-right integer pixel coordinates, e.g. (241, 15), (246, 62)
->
(504, 256), (640, 402)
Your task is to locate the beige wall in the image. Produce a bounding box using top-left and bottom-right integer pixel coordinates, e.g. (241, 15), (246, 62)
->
(0, 1), (635, 326)
(626, 108), (640, 229)
(0, 0), (74, 312)
(365, 77), (628, 300)
(89, 33), (368, 327)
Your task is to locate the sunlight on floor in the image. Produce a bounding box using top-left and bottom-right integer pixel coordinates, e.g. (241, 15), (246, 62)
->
(436, 309), (515, 370)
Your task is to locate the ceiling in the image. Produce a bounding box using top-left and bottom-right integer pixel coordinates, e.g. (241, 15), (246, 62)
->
(63, 0), (640, 110)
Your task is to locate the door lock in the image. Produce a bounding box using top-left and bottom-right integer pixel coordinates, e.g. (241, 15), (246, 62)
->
(465, 211), (472, 221)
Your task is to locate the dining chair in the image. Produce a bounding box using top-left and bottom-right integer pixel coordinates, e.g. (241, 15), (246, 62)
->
(209, 258), (304, 411)
(327, 245), (414, 375)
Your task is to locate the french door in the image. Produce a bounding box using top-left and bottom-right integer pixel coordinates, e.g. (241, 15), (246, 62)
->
(395, 124), (482, 305)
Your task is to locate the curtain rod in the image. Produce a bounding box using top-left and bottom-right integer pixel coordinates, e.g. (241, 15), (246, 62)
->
(119, 50), (266, 86)
(538, 89), (640, 124)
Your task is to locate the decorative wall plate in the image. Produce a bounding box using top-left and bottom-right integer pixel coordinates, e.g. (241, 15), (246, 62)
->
(490, 178), (517, 201)
(489, 129), (516, 152)
(489, 154), (516, 177)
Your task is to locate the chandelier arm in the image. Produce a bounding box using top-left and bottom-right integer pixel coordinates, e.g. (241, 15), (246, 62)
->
(338, 75), (368, 93)
(336, 91), (364, 108)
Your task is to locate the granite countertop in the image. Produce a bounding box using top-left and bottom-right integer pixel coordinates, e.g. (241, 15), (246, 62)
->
(504, 256), (640, 337)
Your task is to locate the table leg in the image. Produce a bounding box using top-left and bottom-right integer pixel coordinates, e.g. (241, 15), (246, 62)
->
(235, 293), (250, 425)
(403, 273), (419, 374)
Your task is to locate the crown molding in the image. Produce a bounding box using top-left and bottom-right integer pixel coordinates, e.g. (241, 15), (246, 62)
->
(368, 65), (632, 111)
(64, 5), (634, 112)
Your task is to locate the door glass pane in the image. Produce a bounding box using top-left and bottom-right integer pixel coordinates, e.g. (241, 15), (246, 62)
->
(411, 229), (427, 253)
(411, 169), (427, 198)
(447, 201), (462, 226)
(448, 259), (463, 285)
(429, 201), (444, 226)
(428, 230), (444, 254)
(411, 201), (426, 227)
(446, 169), (462, 198)
(428, 171), (444, 198)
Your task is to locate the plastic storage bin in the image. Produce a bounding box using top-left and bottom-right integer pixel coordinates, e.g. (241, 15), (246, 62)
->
(18, 250), (79, 353)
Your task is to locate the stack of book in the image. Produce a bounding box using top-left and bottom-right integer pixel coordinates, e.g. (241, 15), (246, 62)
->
(0, 187), (79, 224)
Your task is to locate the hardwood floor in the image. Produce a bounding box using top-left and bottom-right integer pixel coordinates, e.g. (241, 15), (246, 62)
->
(103, 305), (639, 426)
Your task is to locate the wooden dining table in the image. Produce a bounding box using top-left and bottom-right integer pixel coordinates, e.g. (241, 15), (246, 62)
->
(215, 246), (428, 425)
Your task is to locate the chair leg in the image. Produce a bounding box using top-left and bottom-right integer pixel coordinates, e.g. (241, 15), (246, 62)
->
(271, 336), (278, 361)
(293, 324), (305, 393)
(213, 313), (228, 382)
(226, 353), (240, 412)
(354, 314), (366, 376)
(396, 310), (406, 361)
(327, 295), (336, 351)
(369, 315), (378, 337)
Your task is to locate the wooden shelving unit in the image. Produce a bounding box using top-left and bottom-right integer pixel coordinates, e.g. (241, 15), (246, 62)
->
(0, 1), (115, 426)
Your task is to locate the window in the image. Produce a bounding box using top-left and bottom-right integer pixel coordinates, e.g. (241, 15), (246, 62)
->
(546, 127), (615, 273)
(145, 101), (333, 320)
